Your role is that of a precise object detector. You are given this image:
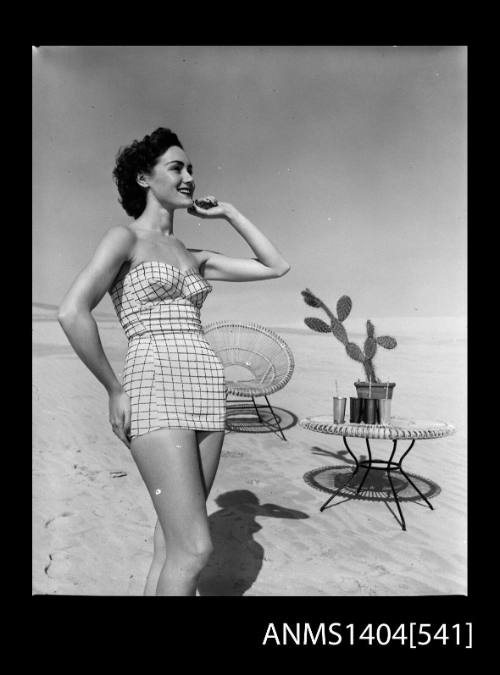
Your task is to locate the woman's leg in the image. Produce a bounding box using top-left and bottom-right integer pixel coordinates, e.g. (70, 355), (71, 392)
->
(130, 429), (213, 596)
(142, 430), (225, 596)
(143, 518), (167, 596)
(196, 430), (225, 497)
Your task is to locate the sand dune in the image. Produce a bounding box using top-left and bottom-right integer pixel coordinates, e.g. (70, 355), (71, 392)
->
(33, 307), (466, 596)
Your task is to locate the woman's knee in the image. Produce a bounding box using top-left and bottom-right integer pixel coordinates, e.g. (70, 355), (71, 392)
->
(176, 534), (213, 572)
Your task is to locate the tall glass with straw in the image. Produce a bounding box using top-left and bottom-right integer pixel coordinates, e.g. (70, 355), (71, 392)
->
(379, 380), (392, 425)
(333, 379), (346, 423)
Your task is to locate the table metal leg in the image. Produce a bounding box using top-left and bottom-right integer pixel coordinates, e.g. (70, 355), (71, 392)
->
(398, 440), (434, 510)
(356, 438), (373, 494)
(386, 466), (406, 530)
(342, 436), (359, 476)
(386, 440), (407, 530)
(319, 437), (433, 530)
(320, 467), (359, 511)
(383, 439), (432, 530)
(342, 436), (360, 468)
(319, 437), (360, 511)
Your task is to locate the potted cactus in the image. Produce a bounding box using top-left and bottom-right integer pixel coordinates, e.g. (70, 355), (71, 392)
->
(301, 288), (398, 399)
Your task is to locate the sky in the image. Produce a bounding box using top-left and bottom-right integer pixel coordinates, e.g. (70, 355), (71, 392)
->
(33, 45), (466, 328)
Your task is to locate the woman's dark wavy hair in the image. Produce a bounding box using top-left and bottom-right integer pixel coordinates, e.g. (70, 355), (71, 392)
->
(112, 127), (183, 218)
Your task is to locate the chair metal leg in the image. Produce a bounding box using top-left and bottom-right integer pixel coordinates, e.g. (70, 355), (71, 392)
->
(251, 396), (264, 422)
(263, 394), (287, 441)
(225, 394), (287, 440)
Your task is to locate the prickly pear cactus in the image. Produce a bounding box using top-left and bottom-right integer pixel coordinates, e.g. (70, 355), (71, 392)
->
(337, 296), (352, 322)
(304, 317), (331, 333)
(331, 317), (348, 344)
(302, 289), (397, 382)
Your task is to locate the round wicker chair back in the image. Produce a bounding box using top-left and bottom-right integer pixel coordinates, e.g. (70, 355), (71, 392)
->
(203, 321), (295, 397)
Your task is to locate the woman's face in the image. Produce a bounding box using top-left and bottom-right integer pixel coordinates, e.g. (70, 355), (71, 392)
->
(142, 145), (195, 210)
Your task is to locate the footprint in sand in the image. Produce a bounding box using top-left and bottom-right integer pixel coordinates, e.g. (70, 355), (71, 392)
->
(44, 512), (74, 528)
(75, 465), (101, 482)
(44, 551), (72, 578)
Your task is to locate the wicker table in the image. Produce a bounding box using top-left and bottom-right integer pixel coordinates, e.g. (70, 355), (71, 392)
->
(300, 415), (455, 531)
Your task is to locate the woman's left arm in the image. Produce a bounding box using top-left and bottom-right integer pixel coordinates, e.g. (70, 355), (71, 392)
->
(188, 200), (291, 281)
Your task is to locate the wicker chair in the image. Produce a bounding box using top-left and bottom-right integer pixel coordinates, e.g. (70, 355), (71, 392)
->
(203, 321), (295, 440)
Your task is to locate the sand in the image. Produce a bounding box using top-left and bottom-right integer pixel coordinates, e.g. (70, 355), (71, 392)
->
(33, 305), (466, 596)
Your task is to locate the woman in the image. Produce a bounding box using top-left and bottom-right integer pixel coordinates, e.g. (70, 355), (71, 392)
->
(58, 127), (290, 596)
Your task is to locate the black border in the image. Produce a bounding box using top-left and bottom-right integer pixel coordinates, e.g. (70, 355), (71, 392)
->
(32, 40), (474, 658)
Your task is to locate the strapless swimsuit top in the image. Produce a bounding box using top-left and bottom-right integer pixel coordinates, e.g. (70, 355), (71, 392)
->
(109, 260), (213, 340)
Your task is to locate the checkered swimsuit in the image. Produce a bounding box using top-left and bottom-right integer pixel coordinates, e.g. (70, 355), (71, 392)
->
(109, 261), (227, 438)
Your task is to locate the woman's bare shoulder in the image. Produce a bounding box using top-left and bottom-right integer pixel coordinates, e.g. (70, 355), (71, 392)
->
(97, 225), (137, 254)
(89, 225), (139, 273)
(102, 224), (138, 243)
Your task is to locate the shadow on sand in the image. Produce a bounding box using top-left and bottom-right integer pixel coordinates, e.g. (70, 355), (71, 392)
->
(197, 490), (309, 596)
(225, 406), (298, 438)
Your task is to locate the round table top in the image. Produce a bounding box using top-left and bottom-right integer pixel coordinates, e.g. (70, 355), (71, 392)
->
(299, 415), (455, 440)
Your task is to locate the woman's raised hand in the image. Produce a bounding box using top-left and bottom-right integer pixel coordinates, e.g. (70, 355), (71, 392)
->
(187, 195), (228, 219)
(108, 389), (132, 448)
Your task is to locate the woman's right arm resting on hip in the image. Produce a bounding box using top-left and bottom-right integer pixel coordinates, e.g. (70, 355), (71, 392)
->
(58, 225), (136, 395)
